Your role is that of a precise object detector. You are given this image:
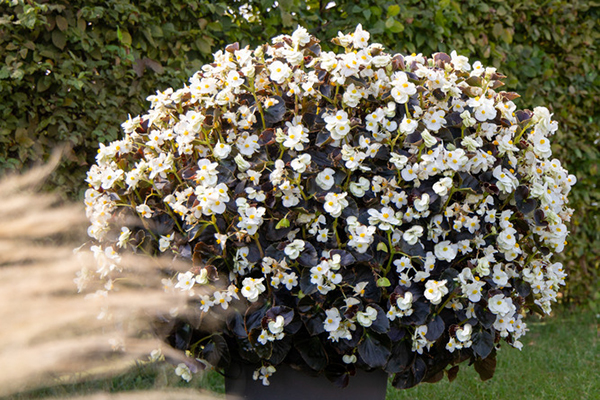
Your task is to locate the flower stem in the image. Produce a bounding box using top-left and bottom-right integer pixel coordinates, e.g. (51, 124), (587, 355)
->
(254, 233), (264, 258)
(383, 229), (396, 276)
(333, 218), (341, 247)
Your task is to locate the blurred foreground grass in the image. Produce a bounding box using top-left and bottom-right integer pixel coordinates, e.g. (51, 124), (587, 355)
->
(5, 310), (597, 400)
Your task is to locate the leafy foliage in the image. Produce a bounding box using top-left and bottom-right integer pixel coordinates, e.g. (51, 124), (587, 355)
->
(0, 0), (597, 304)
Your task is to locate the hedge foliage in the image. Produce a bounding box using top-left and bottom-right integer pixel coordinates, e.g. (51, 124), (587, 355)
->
(1, 0), (598, 306)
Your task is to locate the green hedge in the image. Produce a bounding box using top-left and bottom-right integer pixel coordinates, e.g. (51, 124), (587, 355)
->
(1, 0), (598, 306)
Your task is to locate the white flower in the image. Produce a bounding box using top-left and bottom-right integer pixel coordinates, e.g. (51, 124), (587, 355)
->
(323, 308), (342, 332)
(413, 193), (430, 212)
(237, 206), (266, 235)
(291, 26), (311, 47)
(226, 70), (244, 87)
(291, 154), (311, 173)
(237, 134), (260, 156)
(493, 165), (518, 194)
(284, 239), (305, 260)
(348, 223), (375, 253)
(159, 233), (173, 252)
(195, 158), (219, 186)
(390, 152), (409, 169)
(343, 354), (357, 364)
(349, 177), (370, 197)
(282, 124), (310, 150)
(268, 315), (286, 335)
(450, 50), (471, 71)
(396, 291), (413, 312)
(474, 257), (491, 276)
(445, 149), (468, 171)
(460, 111), (477, 128)
(253, 365), (276, 386)
(434, 240), (458, 262)
(492, 264), (510, 287)
(488, 294), (514, 315)
(136, 204), (153, 218)
(424, 279), (448, 305)
(174, 271), (196, 291)
(282, 272), (298, 290)
(195, 269), (208, 285)
(497, 227), (518, 251)
(401, 164), (419, 181)
(324, 110), (351, 140)
(446, 337), (459, 353)
(390, 72), (416, 104)
(241, 277), (266, 302)
(213, 290), (233, 310)
(234, 154), (251, 171)
(116, 227), (131, 248)
(352, 23), (370, 48)
(471, 61), (485, 76)
(402, 225), (424, 245)
(269, 60), (292, 84)
(421, 129), (437, 147)
(175, 363), (193, 382)
(423, 109), (446, 132)
(213, 141), (232, 159)
(316, 228), (330, 243)
(368, 206), (400, 230)
(316, 168), (337, 190)
(356, 306), (378, 327)
(323, 192), (349, 218)
(394, 256), (413, 273)
(100, 167), (124, 190)
(456, 324), (472, 342)
(399, 116), (418, 134)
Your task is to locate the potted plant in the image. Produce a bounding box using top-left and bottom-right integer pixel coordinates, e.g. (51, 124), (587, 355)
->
(81, 25), (575, 397)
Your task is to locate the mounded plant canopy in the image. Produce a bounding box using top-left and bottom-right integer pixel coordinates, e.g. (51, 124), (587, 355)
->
(81, 25), (575, 388)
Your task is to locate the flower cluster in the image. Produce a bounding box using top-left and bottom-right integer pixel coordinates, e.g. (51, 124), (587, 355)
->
(82, 25), (575, 389)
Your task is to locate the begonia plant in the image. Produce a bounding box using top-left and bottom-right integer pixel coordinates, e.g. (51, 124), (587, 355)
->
(81, 25), (575, 389)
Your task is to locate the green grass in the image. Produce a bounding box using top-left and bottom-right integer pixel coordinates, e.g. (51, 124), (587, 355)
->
(6, 310), (597, 400)
(387, 310), (599, 400)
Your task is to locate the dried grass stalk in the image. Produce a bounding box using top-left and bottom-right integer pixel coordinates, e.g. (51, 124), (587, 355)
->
(0, 161), (222, 399)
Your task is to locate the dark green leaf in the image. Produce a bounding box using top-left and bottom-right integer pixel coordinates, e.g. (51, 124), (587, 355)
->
(330, 249), (356, 266)
(266, 306), (294, 325)
(268, 336), (292, 365)
(301, 313), (325, 336)
(472, 331), (495, 359)
(341, 197), (359, 218)
(392, 356), (427, 389)
(227, 311), (247, 338)
(514, 279), (531, 297)
(447, 365), (460, 382)
(300, 268), (318, 296)
(201, 334), (230, 368)
(475, 303), (496, 329)
(385, 341), (413, 373)
(369, 304), (390, 334)
(52, 30), (67, 50)
(294, 336), (328, 371)
(56, 15), (69, 31)
(358, 334), (391, 368)
(474, 349), (497, 381)
(263, 95), (286, 125)
(298, 241), (318, 267)
(425, 314), (445, 341)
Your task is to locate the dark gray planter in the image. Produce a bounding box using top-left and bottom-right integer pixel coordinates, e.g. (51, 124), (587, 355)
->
(225, 363), (388, 400)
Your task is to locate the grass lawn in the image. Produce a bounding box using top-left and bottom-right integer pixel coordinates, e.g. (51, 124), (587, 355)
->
(5, 309), (597, 400)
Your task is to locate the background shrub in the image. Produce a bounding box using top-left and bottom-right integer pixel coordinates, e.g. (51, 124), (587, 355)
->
(0, 0), (597, 306)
